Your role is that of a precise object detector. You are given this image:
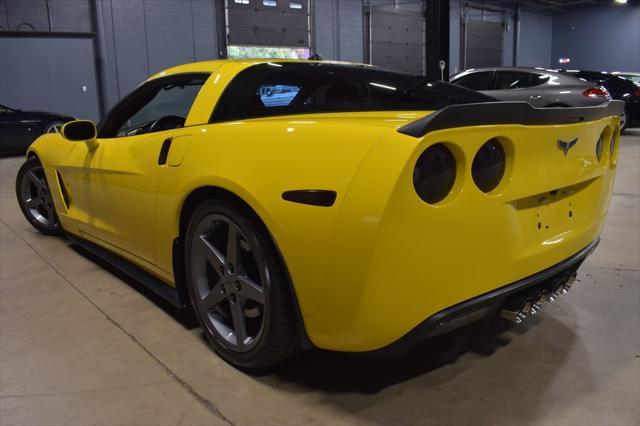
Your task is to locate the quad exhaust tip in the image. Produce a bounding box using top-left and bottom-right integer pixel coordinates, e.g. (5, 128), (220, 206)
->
(499, 272), (578, 324)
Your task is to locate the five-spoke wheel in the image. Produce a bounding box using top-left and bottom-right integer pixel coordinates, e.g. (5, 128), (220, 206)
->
(185, 198), (298, 369)
(190, 214), (267, 352)
(16, 157), (62, 235)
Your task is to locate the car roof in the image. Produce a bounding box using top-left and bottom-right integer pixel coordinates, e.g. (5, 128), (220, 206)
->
(147, 59), (368, 81)
(453, 66), (565, 76)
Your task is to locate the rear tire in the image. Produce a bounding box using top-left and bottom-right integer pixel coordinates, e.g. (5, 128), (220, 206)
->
(184, 198), (298, 370)
(15, 157), (63, 235)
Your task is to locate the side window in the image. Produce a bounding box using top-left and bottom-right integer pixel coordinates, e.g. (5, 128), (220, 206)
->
(530, 73), (551, 87)
(98, 74), (207, 138)
(493, 71), (536, 90)
(451, 72), (491, 91)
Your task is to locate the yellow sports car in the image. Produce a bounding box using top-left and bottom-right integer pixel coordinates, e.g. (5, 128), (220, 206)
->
(16, 59), (623, 369)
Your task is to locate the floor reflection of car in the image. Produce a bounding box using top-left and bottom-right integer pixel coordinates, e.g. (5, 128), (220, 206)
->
(449, 67), (609, 108)
(561, 70), (640, 131)
(0, 104), (74, 155)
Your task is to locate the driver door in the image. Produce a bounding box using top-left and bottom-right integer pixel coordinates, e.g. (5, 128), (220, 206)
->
(63, 74), (207, 266)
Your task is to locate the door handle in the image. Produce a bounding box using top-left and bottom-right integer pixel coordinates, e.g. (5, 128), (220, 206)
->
(158, 137), (173, 165)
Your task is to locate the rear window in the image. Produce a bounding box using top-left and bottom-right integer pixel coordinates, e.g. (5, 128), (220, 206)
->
(211, 63), (494, 122)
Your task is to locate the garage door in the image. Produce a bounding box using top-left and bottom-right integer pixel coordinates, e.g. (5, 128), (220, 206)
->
(369, 8), (424, 75)
(462, 19), (503, 69)
(0, 36), (100, 121)
(226, 0), (310, 48)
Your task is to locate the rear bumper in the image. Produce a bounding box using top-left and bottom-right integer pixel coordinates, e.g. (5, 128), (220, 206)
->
(370, 238), (598, 356)
(304, 115), (618, 352)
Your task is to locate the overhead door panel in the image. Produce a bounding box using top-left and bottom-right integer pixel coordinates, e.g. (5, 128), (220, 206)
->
(0, 36), (100, 121)
(370, 8), (424, 74)
(464, 19), (503, 69)
(227, 0), (310, 47)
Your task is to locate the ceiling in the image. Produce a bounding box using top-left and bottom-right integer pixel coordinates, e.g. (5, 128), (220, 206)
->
(464, 0), (637, 13)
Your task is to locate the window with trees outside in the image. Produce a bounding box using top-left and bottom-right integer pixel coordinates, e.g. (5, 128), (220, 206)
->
(227, 46), (310, 60)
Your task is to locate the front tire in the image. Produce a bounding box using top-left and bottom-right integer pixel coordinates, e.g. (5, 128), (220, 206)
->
(15, 157), (62, 235)
(184, 198), (298, 370)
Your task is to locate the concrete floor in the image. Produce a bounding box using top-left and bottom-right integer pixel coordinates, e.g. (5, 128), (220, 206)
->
(1, 131), (639, 426)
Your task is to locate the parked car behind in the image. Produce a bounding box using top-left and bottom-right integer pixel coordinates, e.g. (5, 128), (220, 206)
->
(560, 70), (640, 131)
(612, 72), (640, 86)
(0, 104), (74, 155)
(449, 67), (609, 108)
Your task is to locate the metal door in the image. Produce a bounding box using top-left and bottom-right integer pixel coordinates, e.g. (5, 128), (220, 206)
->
(463, 19), (503, 69)
(368, 7), (424, 75)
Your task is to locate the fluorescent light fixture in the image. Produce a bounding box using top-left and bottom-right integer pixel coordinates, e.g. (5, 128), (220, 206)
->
(614, 0), (627, 4)
(559, 57), (571, 64)
(289, 1), (303, 9)
(369, 82), (396, 91)
(263, 0), (277, 6)
(234, 0), (249, 4)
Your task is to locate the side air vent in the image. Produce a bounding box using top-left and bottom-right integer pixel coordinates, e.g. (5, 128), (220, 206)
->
(56, 171), (71, 209)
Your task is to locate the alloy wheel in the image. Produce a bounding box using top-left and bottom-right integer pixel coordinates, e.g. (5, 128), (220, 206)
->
(46, 122), (63, 134)
(189, 214), (268, 352)
(20, 165), (57, 228)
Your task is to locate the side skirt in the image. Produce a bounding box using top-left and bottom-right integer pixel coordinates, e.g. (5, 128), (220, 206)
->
(66, 232), (186, 309)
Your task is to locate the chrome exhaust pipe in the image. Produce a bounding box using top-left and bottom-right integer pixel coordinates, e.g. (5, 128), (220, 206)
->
(500, 297), (535, 324)
(499, 271), (579, 324)
(544, 288), (557, 303)
(563, 272), (577, 293)
(537, 290), (551, 307)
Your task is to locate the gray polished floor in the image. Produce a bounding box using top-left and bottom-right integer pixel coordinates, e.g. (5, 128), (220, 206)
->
(1, 131), (639, 426)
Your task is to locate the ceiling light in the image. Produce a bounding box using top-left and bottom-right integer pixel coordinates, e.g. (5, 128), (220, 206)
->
(614, 0), (627, 4)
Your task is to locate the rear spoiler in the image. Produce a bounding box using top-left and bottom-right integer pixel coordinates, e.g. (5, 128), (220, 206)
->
(398, 100), (625, 138)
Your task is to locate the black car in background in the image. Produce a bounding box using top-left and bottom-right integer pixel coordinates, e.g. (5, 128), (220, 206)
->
(560, 70), (640, 131)
(0, 104), (74, 155)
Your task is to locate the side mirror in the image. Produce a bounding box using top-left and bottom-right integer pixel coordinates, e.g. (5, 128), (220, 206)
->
(61, 120), (98, 151)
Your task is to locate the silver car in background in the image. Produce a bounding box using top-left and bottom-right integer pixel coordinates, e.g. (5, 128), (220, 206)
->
(449, 67), (610, 107)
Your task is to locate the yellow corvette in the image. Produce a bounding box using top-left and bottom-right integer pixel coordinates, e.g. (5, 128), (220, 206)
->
(16, 59), (623, 369)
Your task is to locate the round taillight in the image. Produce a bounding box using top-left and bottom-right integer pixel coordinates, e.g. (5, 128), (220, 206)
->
(472, 139), (506, 193)
(596, 133), (604, 161)
(413, 143), (456, 204)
